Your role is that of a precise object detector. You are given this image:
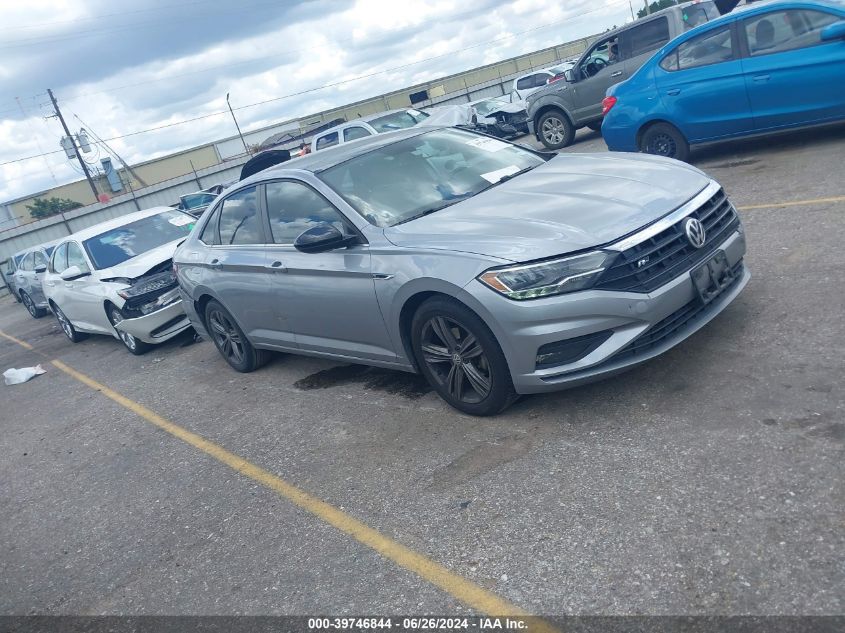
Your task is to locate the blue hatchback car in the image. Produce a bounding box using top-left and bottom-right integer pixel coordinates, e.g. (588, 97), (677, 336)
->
(602, 0), (845, 161)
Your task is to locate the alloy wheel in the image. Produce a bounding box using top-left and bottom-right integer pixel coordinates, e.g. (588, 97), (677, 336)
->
(109, 308), (138, 352)
(420, 315), (492, 404)
(22, 293), (37, 317)
(55, 307), (74, 340)
(207, 309), (245, 365)
(541, 116), (565, 145)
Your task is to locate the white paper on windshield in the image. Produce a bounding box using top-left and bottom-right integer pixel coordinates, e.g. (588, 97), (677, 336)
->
(407, 108), (423, 117)
(480, 165), (520, 184)
(168, 215), (194, 226)
(465, 137), (510, 152)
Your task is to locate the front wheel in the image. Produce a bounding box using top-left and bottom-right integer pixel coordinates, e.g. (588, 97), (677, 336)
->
(53, 304), (87, 343)
(108, 305), (151, 356)
(639, 123), (690, 162)
(204, 300), (270, 372)
(21, 292), (46, 319)
(411, 297), (517, 416)
(537, 110), (575, 150)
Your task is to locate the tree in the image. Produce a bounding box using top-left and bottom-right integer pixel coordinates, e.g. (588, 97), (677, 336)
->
(638, 0), (676, 18)
(26, 197), (83, 220)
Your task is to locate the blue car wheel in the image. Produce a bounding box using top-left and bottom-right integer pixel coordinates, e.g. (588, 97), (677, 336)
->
(640, 123), (690, 162)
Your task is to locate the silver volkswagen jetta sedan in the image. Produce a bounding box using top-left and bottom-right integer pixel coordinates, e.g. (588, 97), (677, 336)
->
(174, 127), (748, 415)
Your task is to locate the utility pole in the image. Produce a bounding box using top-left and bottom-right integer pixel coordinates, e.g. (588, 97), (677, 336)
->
(73, 114), (148, 188)
(644, 0), (651, 15)
(226, 93), (249, 154)
(48, 89), (99, 203)
(629, 0), (636, 20)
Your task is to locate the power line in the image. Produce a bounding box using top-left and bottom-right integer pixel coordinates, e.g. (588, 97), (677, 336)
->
(0, 1), (630, 169)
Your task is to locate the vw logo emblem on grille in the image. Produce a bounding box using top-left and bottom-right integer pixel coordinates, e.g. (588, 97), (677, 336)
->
(684, 217), (706, 249)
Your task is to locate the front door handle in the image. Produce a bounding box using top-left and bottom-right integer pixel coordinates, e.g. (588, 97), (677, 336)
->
(752, 74), (770, 82)
(666, 88), (681, 96)
(267, 260), (287, 273)
(611, 70), (623, 78)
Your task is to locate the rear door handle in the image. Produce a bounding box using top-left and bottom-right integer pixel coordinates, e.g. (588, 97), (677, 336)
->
(752, 74), (770, 82)
(611, 71), (623, 78)
(267, 260), (287, 273)
(666, 88), (681, 96)
(209, 258), (222, 269)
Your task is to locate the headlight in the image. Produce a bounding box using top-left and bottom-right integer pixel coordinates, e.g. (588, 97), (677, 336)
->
(478, 251), (612, 300)
(137, 287), (181, 315)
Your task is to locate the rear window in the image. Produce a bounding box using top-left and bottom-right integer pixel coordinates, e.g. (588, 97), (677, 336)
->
(626, 16), (670, 57)
(84, 210), (195, 270)
(682, 3), (719, 30)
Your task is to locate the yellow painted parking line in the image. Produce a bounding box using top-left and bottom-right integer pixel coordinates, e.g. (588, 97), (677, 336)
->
(0, 328), (34, 350)
(47, 360), (555, 628)
(737, 195), (845, 211)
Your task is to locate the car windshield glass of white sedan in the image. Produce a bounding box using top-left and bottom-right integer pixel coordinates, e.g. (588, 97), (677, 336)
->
(319, 129), (545, 227)
(84, 210), (195, 270)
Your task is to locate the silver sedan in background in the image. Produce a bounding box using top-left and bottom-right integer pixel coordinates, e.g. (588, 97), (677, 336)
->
(174, 128), (749, 415)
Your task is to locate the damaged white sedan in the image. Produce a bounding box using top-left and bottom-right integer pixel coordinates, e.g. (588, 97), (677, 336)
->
(42, 206), (196, 355)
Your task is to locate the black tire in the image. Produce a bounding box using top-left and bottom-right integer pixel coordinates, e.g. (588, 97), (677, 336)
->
(586, 121), (602, 132)
(411, 297), (518, 416)
(537, 109), (575, 150)
(639, 122), (690, 162)
(107, 304), (152, 356)
(20, 291), (46, 319)
(204, 299), (270, 372)
(52, 303), (87, 343)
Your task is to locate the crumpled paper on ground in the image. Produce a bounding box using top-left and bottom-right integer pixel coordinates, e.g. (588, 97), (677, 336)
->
(3, 364), (46, 385)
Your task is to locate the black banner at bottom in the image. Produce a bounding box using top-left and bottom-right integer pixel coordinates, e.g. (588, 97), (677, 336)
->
(0, 616), (842, 633)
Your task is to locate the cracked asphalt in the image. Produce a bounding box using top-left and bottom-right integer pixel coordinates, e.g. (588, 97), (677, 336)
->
(1, 123), (843, 619)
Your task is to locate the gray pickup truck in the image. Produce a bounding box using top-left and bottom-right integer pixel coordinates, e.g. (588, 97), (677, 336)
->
(526, 1), (720, 149)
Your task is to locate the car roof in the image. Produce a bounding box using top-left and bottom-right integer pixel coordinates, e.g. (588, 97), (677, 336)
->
(241, 127), (433, 185)
(59, 206), (183, 243)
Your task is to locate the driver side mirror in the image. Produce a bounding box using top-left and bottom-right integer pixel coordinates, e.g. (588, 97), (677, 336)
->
(60, 265), (90, 281)
(564, 69), (575, 83)
(294, 223), (359, 254)
(820, 20), (845, 41)
(35, 266), (47, 273)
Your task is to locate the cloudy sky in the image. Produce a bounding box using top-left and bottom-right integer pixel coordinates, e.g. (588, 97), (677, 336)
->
(0, 0), (633, 203)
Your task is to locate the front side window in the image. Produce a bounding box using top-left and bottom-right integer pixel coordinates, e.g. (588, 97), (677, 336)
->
(66, 242), (90, 273)
(33, 251), (48, 271)
(344, 126), (372, 142)
(661, 25), (735, 71)
(265, 181), (350, 244)
(319, 128), (545, 228)
(516, 76), (533, 90)
(51, 243), (68, 274)
(218, 187), (262, 245)
(84, 210), (195, 270)
(625, 16), (670, 57)
(316, 132), (339, 150)
(744, 10), (839, 56)
(580, 35), (620, 78)
(20, 252), (34, 271)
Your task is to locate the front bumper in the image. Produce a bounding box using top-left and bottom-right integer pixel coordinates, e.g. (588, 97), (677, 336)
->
(114, 299), (192, 344)
(468, 229), (749, 394)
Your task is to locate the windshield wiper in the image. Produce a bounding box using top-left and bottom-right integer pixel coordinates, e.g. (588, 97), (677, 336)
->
(393, 197), (470, 226)
(481, 164), (539, 191)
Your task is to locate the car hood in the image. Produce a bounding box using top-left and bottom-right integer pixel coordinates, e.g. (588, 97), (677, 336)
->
(384, 153), (711, 262)
(97, 239), (182, 281)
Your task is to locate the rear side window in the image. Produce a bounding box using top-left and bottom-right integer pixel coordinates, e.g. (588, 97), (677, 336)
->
(744, 10), (839, 56)
(316, 132), (339, 150)
(199, 206), (221, 245)
(661, 24), (735, 71)
(218, 187), (262, 245)
(682, 4), (719, 30)
(516, 76), (533, 90)
(51, 243), (68, 273)
(33, 251), (48, 270)
(344, 126), (371, 141)
(265, 181), (350, 244)
(625, 16), (670, 57)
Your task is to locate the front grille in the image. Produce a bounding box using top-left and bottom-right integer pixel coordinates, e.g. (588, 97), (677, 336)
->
(596, 189), (740, 293)
(610, 261), (744, 362)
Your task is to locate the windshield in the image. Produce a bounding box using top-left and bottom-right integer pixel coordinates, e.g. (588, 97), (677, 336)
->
(181, 193), (216, 209)
(473, 98), (510, 116)
(84, 209), (196, 270)
(369, 110), (429, 133)
(319, 128), (545, 227)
